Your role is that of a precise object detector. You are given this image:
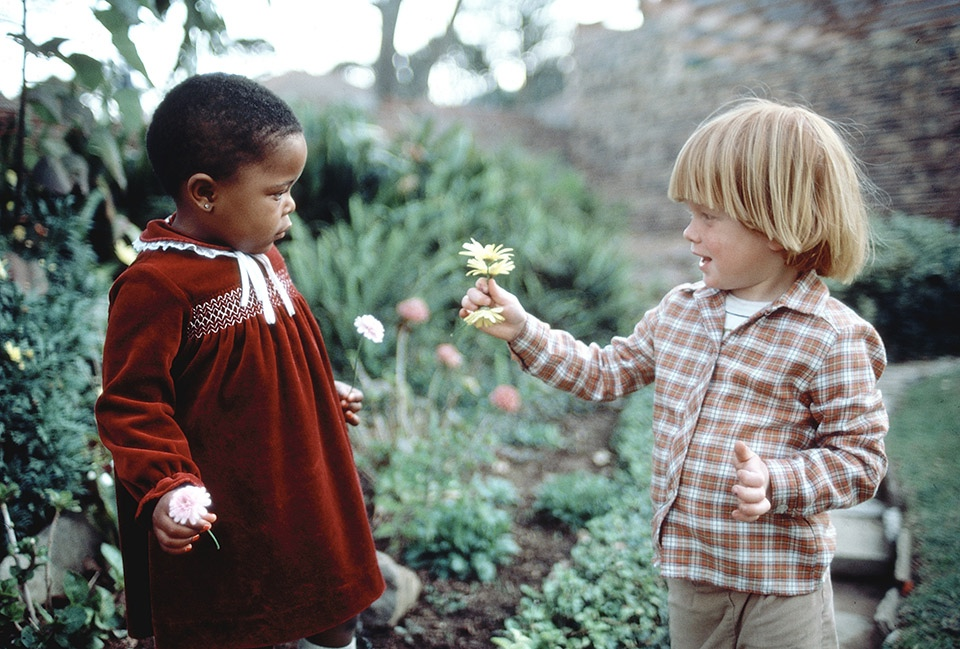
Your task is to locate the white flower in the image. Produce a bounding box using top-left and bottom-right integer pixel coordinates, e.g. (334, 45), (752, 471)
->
(168, 485), (213, 526)
(354, 314), (385, 344)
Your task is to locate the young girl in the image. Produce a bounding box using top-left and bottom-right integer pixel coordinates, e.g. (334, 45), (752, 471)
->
(96, 73), (384, 649)
(460, 99), (888, 649)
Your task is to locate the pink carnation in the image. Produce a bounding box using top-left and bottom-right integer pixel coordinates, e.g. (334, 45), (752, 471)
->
(489, 384), (522, 413)
(396, 297), (430, 324)
(436, 343), (463, 369)
(168, 485), (212, 526)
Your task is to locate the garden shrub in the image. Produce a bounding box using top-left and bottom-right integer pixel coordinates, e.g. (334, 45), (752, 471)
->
(292, 104), (401, 234)
(0, 195), (108, 535)
(282, 106), (645, 387)
(884, 367), (960, 649)
(829, 212), (960, 362)
(533, 471), (619, 529)
(376, 463), (519, 582)
(1, 194), (119, 647)
(367, 408), (521, 582)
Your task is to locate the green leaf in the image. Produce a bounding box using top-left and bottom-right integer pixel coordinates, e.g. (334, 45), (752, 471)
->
(93, 6), (152, 83)
(62, 570), (90, 605)
(62, 53), (105, 91)
(88, 129), (128, 190)
(56, 602), (91, 634)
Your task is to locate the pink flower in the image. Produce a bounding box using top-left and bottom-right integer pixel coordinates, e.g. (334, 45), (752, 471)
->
(354, 315), (385, 343)
(489, 384), (522, 413)
(396, 297), (430, 324)
(436, 343), (463, 369)
(168, 485), (213, 526)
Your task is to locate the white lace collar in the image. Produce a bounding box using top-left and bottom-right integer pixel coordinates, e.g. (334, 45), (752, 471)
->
(133, 235), (295, 325)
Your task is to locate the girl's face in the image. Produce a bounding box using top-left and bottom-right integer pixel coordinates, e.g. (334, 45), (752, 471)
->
(201, 133), (307, 254)
(682, 202), (797, 302)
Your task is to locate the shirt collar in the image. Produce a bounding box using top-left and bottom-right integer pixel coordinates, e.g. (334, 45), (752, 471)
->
(688, 270), (828, 317)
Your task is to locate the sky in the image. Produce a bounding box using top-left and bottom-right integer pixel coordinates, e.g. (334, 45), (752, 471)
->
(0, 0), (643, 106)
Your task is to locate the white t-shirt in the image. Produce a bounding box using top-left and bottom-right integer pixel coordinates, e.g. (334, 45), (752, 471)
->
(724, 294), (770, 336)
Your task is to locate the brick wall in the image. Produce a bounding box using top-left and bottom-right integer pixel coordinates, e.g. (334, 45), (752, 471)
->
(562, 0), (960, 232)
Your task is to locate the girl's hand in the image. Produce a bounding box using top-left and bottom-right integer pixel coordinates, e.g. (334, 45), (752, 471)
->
(731, 441), (771, 522)
(152, 489), (217, 555)
(459, 278), (527, 342)
(335, 380), (363, 426)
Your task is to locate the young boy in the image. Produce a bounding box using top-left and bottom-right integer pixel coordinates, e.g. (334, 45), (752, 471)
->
(460, 99), (888, 648)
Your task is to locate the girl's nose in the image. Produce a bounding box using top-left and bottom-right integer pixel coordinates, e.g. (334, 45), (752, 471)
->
(682, 221), (697, 242)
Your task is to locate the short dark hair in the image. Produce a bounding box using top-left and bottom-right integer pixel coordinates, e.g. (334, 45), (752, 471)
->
(146, 73), (303, 196)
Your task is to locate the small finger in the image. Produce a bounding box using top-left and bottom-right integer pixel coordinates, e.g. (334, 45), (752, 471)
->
(733, 485), (766, 504)
(732, 510), (761, 523)
(736, 470), (765, 488)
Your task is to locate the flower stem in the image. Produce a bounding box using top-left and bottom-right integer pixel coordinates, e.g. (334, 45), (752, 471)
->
(349, 340), (363, 398)
(207, 529), (221, 550)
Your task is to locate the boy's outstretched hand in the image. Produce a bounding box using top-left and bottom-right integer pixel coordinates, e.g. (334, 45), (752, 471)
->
(731, 441), (771, 522)
(459, 278), (527, 342)
(153, 489), (217, 555)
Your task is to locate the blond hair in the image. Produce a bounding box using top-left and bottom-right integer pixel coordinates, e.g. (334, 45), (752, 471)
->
(668, 98), (871, 283)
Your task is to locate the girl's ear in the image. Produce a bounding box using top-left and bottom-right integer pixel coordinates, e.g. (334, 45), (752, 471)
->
(186, 173), (217, 212)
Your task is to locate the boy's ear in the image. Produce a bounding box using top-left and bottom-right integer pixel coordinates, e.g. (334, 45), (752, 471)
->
(767, 237), (786, 252)
(186, 173), (217, 211)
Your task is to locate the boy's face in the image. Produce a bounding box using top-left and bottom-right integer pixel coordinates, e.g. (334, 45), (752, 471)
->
(682, 202), (796, 302)
(199, 133), (307, 254)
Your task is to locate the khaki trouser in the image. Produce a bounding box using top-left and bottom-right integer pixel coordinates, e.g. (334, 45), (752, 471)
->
(666, 574), (839, 649)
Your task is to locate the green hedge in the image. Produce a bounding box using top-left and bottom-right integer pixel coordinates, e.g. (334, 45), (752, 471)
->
(830, 213), (960, 362)
(886, 366), (960, 648)
(0, 196), (107, 536)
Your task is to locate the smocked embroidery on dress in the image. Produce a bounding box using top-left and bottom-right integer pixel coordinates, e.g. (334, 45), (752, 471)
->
(133, 224), (296, 330)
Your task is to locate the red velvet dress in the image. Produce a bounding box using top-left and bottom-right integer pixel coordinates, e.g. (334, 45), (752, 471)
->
(96, 218), (384, 649)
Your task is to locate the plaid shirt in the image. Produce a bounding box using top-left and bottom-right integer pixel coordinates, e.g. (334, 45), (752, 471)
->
(509, 271), (888, 595)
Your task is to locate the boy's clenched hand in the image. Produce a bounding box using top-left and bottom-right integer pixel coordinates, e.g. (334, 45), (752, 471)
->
(732, 441), (771, 522)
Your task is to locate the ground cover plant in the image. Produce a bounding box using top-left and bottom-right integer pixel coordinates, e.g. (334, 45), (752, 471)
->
(886, 366), (960, 648)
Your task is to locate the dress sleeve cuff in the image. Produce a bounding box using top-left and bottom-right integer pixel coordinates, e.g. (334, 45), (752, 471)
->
(135, 472), (202, 521)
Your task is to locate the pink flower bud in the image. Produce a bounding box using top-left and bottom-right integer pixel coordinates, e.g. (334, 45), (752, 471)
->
(396, 297), (430, 324)
(489, 384), (522, 413)
(436, 343), (463, 369)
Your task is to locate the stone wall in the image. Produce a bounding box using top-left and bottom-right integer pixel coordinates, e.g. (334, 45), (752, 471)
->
(562, 0), (960, 232)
